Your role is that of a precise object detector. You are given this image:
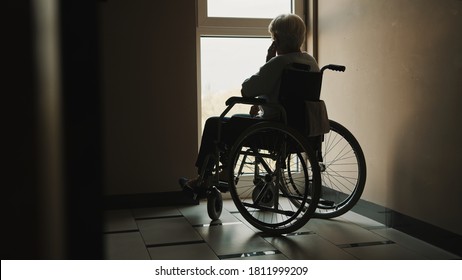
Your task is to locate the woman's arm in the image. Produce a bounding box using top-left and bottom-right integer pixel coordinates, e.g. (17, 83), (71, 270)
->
(241, 58), (282, 98)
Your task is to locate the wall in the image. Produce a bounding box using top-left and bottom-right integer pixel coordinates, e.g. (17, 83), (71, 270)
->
(317, 0), (462, 235)
(99, 0), (198, 195)
(7, 0), (103, 259)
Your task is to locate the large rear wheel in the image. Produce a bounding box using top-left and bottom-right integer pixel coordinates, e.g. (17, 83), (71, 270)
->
(228, 122), (321, 234)
(313, 120), (366, 218)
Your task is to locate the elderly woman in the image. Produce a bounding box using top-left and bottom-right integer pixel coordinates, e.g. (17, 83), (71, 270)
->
(180, 14), (319, 197)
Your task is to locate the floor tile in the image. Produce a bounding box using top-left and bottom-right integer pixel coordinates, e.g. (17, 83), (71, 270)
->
(338, 211), (386, 229)
(265, 234), (356, 260)
(195, 223), (276, 257)
(230, 212), (262, 233)
(344, 243), (425, 260)
(300, 218), (388, 245)
(103, 204), (457, 260)
(148, 243), (219, 260)
(178, 203), (241, 226)
(104, 232), (150, 260)
(104, 210), (138, 233)
(222, 198), (239, 212)
(372, 228), (461, 260)
(137, 217), (203, 246)
(132, 206), (181, 219)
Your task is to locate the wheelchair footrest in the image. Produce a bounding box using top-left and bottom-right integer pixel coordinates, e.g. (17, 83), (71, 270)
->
(217, 181), (229, 193)
(318, 198), (335, 207)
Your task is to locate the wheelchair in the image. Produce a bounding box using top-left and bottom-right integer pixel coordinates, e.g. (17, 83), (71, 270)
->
(199, 64), (367, 234)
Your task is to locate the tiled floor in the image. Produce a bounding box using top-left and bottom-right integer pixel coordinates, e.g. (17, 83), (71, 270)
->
(104, 199), (460, 260)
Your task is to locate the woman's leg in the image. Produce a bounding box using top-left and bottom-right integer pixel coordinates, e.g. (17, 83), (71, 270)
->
(195, 116), (230, 176)
(181, 115), (260, 193)
(180, 117), (227, 194)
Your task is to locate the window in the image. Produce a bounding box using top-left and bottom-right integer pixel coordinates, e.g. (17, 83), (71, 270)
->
(207, 0), (292, 19)
(200, 37), (271, 128)
(197, 0), (305, 130)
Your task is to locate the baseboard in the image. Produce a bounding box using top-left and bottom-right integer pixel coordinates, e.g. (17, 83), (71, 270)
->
(104, 191), (198, 210)
(351, 199), (462, 258)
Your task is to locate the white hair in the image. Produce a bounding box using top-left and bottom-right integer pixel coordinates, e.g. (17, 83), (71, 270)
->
(268, 14), (306, 52)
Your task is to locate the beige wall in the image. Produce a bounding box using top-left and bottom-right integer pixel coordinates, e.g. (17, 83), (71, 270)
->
(317, 0), (462, 235)
(100, 0), (198, 195)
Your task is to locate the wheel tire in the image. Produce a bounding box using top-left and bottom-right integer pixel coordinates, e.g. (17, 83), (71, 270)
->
(207, 187), (223, 221)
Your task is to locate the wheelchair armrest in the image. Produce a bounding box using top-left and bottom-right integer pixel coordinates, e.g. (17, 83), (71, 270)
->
(225, 97), (267, 106)
(221, 96), (287, 124)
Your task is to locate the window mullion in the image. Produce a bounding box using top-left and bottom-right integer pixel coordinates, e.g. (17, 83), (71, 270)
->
(198, 27), (271, 38)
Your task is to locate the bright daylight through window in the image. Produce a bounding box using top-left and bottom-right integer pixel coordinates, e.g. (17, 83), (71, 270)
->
(198, 0), (299, 130)
(200, 37), (270, 128)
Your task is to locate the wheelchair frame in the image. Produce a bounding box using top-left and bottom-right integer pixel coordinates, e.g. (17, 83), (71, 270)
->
(198, 64), (367, 234)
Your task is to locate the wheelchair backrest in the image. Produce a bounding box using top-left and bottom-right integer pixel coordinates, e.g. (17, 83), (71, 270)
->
(279, 63), (324, 134)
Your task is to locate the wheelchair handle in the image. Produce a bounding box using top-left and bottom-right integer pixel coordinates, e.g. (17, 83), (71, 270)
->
(321, 64), (346, 73)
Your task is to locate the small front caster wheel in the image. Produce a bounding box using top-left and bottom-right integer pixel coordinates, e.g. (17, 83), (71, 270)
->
(207, 187), (223, 221)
